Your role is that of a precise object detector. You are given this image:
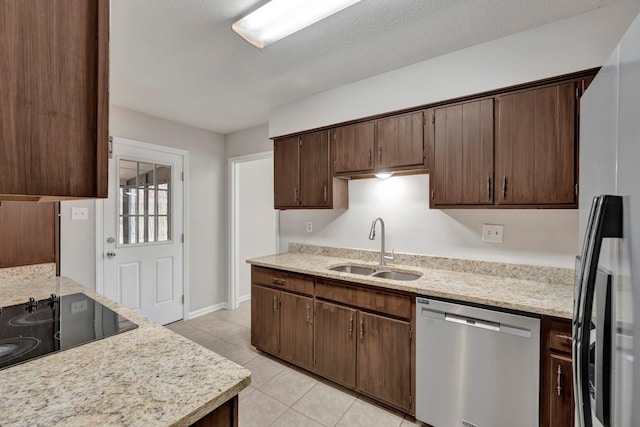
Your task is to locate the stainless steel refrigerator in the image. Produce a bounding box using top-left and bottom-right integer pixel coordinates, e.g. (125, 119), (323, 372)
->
(576, 11), (640, 427)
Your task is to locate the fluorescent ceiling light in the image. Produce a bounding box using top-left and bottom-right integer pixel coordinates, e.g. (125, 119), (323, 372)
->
(232, 0), (361, 49)
(374, 172), (393, 179)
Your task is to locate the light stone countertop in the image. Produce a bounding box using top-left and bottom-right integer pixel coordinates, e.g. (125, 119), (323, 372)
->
(247, 251), (574, 319)
(0, 277), (251, 427)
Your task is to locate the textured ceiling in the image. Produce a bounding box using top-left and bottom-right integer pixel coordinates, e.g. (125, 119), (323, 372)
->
(110, 0), (622, 134)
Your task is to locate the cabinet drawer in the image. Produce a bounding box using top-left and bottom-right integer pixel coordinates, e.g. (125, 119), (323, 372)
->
(252, 266), (314, 296)
(315, 279), (411, 319)
(547, 319), (573, 354)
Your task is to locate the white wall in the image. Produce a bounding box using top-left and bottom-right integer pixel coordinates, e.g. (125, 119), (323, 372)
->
(225, 124), (272, 158)
(62, 105), (227, 315)
(279, 175), (579, 268)
(269, 1), (640, 137)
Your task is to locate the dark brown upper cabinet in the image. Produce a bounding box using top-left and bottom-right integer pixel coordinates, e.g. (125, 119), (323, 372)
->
(332, 113), (427, 178)
(496, 82), (577, 207)
(333, 122), (376, 174)
(0, 0), (109, 201)
(376, 111), (425, 171)
(273, 131), (348, 209)
(274, 137), (300, 208)
(429, 99), (494, 207)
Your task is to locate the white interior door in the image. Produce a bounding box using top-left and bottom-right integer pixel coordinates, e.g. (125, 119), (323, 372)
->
(102, 138), (184, 325)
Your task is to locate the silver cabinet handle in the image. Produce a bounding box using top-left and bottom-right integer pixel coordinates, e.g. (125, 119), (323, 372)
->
(349, 317), (353, 336)
(306, 304), (310, 323)
(379, 147), (382, 163)
(323, 184), (328, 203)
(368, 149), (372, 166)
(487, 176), (491, 200)
(360, 319), (364, 339)
(502, 175), (507, 199)
(556, 364), (562, 396)
(273, 295), (278, 312)
(106, 251), (116, 259)
(556, 334), (572, 341)
(272, 278), (286, 286)
(294, 187), (298, 202)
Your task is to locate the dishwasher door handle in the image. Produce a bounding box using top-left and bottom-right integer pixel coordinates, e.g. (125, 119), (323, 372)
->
(445, 313), (500, 332)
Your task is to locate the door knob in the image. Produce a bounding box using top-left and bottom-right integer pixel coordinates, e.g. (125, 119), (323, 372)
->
(106, 251), (116, 259)
(106, 237), (115, 244)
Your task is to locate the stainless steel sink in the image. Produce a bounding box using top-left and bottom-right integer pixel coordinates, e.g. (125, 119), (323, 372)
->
(329, 264), (377, 275)
(371, 270), (422, 281)
(328, 264), (422, 281)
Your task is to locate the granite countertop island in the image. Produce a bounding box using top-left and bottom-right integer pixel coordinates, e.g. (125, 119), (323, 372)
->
(248, 244), (575, 319)
(0, 277), (251, 427)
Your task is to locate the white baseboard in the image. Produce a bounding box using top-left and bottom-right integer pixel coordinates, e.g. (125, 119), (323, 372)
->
(238, 294), (251, 303)
(187, 302), (229, 320)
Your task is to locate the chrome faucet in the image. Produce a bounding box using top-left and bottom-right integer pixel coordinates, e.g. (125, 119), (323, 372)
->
(368, 217), (394, 266)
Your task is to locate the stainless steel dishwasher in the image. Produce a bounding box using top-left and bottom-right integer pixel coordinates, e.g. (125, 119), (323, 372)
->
(416, 296), (540, 427)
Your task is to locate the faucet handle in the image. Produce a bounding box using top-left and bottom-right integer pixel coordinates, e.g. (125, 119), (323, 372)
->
(384, 249), (395, 262)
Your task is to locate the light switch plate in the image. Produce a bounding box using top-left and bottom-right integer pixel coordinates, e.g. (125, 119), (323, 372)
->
(482, 224), (504, 243)
(71, 207), (89, 221)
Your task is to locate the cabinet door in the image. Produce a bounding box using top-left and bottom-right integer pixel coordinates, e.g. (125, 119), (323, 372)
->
(300, 131), (330, 207)
(0, 0), (108, 199)
(357, 312), (412, 411)
(0, 202), (58, 268)
(547, 353), (575, 427)
(280, 292), (314, 370)
(376, 112), (424, 170)
(334, 122), (375, 173)
(314, 301), (357, 388)
(274, 137), (300, 208)
(496, 83), (576, 206)
(250, 284), (280, 355)
(431, 99), (494, 206)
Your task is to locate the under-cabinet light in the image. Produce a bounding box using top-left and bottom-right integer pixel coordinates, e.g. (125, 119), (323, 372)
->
(375, 172), (393, 179)
(232, 0), (361, 49)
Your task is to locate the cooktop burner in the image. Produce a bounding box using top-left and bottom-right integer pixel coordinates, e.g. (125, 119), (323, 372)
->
(0, 293), (137, 370)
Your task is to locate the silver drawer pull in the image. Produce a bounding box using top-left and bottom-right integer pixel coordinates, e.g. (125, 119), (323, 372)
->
(556, 334), (572, 341)
(556, 364), (562, 396)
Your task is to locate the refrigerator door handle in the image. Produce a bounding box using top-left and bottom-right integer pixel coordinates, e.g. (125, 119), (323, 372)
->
(573, 195), (623, 427)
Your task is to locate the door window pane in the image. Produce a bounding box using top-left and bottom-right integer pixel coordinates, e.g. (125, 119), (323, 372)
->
(118, 159), (172, 245)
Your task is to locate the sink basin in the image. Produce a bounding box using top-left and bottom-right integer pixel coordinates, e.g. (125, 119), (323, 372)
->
(370, 270), (422, 281)
(328, 264), (422, 281)
(329, 264), (377, 275)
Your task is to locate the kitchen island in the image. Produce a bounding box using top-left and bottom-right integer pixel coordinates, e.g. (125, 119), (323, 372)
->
(0, 277), (250, 427)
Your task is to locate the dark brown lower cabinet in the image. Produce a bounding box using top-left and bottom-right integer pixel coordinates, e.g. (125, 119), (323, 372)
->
(0, 201), (59, 270)
(190, 395), (238, 427)
(280, 292), (314, 370)
(547, 354), (575, 427)
(541, 316), (574, 427)
(250, 284), (280, 355)
(251, 266), (415, 415)
(313, 300), (357, 388)
(356, 311), (412, 412)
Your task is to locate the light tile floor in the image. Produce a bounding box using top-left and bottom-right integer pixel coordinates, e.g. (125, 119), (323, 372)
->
(165, 301), (427, 427)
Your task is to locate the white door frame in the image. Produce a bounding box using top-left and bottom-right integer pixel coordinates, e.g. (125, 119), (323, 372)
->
(228, 151), (278, 310)
(95, 136), (190, 321)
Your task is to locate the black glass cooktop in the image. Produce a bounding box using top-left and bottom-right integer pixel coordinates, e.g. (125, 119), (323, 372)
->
(0, 293), (137, 370)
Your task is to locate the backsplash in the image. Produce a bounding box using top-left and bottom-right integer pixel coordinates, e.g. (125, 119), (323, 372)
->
(289, 243), (574, 286)
(0, 263), (57, 286)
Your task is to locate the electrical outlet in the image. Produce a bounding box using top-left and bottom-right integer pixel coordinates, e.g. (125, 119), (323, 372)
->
(71, 207), (89, 221)
(71, 299), (88, 314)
(306, 221), (313, 233)
(482, 224), (504, 243)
